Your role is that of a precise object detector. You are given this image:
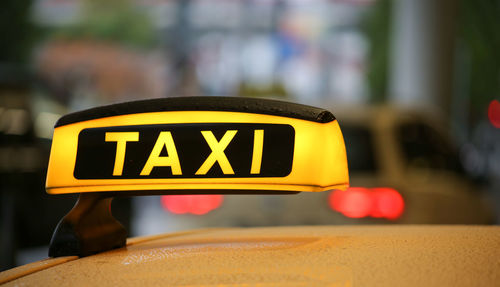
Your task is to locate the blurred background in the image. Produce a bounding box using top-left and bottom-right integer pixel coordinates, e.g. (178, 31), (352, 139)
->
(1, 0), (499, 270)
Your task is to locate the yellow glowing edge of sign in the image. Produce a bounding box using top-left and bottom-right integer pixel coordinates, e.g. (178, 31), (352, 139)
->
(46, 111), (349, 194)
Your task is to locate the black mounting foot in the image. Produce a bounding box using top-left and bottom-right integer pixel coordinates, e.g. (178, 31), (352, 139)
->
(48, 193), (127, 257)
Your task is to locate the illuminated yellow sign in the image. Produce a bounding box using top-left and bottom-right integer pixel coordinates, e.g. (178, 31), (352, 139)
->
(46, 98), (349, 194)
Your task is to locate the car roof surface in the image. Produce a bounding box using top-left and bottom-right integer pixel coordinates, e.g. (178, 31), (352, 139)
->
(1, 225), (499, 286)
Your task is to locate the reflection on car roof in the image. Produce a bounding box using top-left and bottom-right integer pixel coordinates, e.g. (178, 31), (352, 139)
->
(2, 225), (499, 286)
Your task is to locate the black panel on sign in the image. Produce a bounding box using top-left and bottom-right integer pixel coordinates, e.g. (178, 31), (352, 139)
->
(74, 123), (294, 179)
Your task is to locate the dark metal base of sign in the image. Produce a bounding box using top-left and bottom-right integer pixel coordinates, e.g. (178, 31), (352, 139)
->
(48, 193), (126, 257)
(48, 189), (298, 258)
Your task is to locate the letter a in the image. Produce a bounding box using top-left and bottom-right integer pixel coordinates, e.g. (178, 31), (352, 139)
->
(141, 131), (182, 176)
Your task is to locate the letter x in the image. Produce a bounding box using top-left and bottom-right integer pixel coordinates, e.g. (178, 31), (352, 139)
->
(196, 130), (237, 175)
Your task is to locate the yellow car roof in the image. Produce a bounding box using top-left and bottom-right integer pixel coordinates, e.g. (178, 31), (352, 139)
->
(2, 225), (499, 286)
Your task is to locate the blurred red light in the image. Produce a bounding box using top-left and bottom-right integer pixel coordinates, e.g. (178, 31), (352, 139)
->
(329, 187), (404, 220)
(488, 100), (500, 128)
(329, 187), (373, 218)
(161, 195), (223, 215)
(371, 188), (405, 220)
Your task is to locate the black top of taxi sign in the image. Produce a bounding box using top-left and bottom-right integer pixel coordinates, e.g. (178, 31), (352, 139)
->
(55, 96), (335, 127)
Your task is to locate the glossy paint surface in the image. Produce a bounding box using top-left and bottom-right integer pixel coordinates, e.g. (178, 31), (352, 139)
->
(2, 226), (499, 286)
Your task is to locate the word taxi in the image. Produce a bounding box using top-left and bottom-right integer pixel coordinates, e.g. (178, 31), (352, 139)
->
(74, 123), (294, 179)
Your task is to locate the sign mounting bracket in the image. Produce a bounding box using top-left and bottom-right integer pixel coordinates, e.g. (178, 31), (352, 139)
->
(48, 193), (126, 257)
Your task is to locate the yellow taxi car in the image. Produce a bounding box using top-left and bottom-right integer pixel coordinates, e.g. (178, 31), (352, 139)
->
(332, 106), (493, 223)
(135, 106), (491, 235)
(1, 97), (499, 286)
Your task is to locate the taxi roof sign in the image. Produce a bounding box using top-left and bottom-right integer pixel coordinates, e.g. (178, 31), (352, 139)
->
(46, 97), (349, 257)
(46, 97), (348, 195)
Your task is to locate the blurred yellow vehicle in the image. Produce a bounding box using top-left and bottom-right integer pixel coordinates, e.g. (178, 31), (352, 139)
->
(331, 105), (493, 223)
(1, 98), (498, 286)
(147, 105), (492, 232)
